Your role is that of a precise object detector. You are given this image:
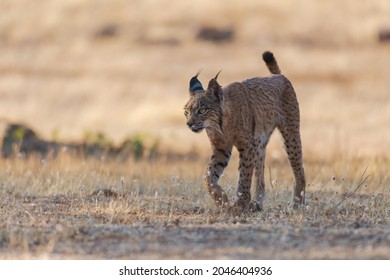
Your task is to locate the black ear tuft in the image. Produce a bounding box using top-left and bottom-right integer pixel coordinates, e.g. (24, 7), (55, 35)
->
(214, 69), (222, 80)
(207, 71), (223, 101)
(189, 70), (204, 95)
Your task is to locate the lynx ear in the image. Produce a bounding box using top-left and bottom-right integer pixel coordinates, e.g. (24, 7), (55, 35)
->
(207, 70), (223, 101)
(189, 70), (204, 95)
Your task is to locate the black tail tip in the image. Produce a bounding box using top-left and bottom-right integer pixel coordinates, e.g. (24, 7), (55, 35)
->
(262, 51), (275, 64)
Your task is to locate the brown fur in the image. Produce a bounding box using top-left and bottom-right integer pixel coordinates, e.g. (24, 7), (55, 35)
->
(184, 51), (305, 212)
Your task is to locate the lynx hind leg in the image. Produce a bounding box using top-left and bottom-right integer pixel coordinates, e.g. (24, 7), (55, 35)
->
(252, 136), (270, 212)
(247, 157), (265, 212)
(205, 147), (232, 208)
(279, 112), (306, 207)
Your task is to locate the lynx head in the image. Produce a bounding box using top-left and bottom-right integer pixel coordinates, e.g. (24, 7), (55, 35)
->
(184, 71), (223, 134)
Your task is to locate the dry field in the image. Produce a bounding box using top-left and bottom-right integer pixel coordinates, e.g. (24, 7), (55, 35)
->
(0, 0), (389, 259)
(0, 154), (389, 259)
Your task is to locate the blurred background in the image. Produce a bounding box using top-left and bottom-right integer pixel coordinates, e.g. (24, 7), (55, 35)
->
(0, 0), (389, 158)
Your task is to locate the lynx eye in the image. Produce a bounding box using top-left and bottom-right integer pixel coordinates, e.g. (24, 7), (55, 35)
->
(184, 108), (190, 116)
(198, 108), (208, 115)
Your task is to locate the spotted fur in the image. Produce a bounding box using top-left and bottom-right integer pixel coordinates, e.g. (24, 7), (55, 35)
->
(184, 51), (306, 212)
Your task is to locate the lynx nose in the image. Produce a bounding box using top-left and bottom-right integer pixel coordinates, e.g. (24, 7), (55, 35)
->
(186, 120), (194, 128)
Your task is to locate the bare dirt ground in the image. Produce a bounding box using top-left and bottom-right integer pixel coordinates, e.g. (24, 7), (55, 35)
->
(0, 0), (389, 259)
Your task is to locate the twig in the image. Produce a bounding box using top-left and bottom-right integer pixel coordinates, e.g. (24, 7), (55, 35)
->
(334, 167), (370, 208)
(269, 166), (274, 189)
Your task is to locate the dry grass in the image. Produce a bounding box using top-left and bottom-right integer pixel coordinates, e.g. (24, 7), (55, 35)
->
(0, 0), (389, 259)
(0, 152), (388, 259)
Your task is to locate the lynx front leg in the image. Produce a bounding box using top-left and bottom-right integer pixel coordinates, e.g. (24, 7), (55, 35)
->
(234, 146), (255, 210)
(204, 146), (232, 208)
